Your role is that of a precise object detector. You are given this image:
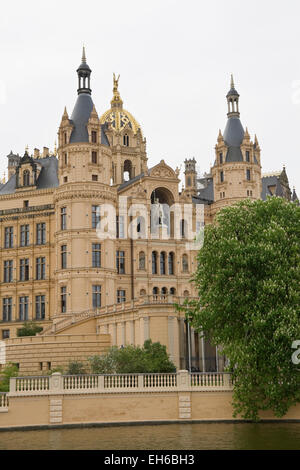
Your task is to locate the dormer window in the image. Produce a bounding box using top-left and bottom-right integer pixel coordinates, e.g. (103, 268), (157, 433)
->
(64, 132), (67, 145)
(123, 134), (129, 147)
(23, 170), (30, 186)
(219, 153), (223, 164)
(91, 131), (97, 143)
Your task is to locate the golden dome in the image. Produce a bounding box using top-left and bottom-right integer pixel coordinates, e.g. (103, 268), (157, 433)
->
(99, 74), (142, 136)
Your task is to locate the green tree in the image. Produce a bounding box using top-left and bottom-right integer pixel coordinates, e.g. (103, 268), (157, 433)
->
(89, 340), (176, 374)
(0, 363), (19, 392)
(66, 361), (86, 375)
(180, 197), (300, 421)
(17, 321), (43, 337)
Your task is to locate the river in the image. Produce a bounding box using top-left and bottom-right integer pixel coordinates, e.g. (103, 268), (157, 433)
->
(0, 422), (300, 450)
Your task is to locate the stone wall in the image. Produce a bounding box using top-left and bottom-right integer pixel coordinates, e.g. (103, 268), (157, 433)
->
(2, 333), (111, 374)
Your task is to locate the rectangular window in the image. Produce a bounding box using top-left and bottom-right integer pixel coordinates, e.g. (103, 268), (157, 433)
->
(92, 285), (101, 308)
(116, 215), (125, 239)
(219, 153), (223, 165)
(3, 260), (13, 283)
(20, 224), (30, 247)
(92, 205), (100, 229)
(91, 131), (97, 143)
(36, 223), (46, 245)
(116, 250), (125, 274)
(64, 153), (67, 165)
(117, 290), (126, 303)
(92, 174), (98, 181)
(92, 243), (101, 268)
(36, 257), (46, 280)
(63, 176), (68, 183)
(246, 169), (251, 181)
(2, 330), (10, 339)
(3, 298), (12, 322)
(23, 200), (29, 208)
(20, 258), (29, 281)
(246, 151), (250, 162)
(61, 287), (67, 313)
(92, 151), (97, 164)
(61, 207), (67, 230)
(220, 171), (224, 183)
(4, 227), (13, 248)
(35, 295), (45, 320)
(19, 296), (29, 321)
(61, 245), (67, 269)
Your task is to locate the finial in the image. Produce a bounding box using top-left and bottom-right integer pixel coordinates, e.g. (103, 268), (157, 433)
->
(111, 73), (123, 107)
(25, 145), (29, 153)
(231, 74), (235, 89)
(54, 141), (57, 156)
(2, 172), (6, 184)
(82, 45), (86, 64)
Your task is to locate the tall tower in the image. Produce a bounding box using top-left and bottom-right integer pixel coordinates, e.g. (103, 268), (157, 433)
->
(211, 76), (262, 212)
(184, 158), (197, 196)
(54, 48), (116, 316)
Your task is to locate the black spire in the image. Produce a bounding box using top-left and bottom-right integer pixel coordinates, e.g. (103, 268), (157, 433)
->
(77, 46), (92, 95)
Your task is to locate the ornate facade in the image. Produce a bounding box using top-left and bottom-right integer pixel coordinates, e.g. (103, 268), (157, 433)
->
(0, 52), (297, 373)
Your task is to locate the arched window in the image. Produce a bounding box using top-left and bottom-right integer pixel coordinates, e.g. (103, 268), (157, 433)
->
(23, 170), (30, 186)
(183, 290), (189, 298)
(123, 134), (129, 147)
(140, 289), (146, 296)
(160, 252), (166, 275)
(168, 252), (174, 275)
(182, 254), (189, 272)
(123, 160), (133, 181)
(170, 287), (176, 295)
(152, 251), (157, 274)
(161, 287), (168, 297)
(153, 287), (159, 299)
(139, 251), (145, 270)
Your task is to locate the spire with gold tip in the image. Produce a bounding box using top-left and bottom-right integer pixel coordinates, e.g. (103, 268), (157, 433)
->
(111, 73), (123, 108)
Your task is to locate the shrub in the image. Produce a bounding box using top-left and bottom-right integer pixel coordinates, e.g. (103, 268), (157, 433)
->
(17, 321), (43, 337)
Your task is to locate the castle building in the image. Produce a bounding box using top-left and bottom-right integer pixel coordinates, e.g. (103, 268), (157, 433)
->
(0, 52), (297, 374)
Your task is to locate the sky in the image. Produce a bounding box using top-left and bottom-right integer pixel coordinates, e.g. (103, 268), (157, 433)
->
(0, 0), (299, 194)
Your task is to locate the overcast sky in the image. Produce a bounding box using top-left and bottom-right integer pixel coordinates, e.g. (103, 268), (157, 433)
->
(0, 0), (299, 193)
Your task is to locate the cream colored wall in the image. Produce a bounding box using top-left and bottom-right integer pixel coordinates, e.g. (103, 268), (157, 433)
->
(3, 390), (300, 429)
(4, 333), (110, 374)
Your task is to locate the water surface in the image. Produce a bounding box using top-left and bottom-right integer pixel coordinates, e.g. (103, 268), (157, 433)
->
(1, 423), (300, 450)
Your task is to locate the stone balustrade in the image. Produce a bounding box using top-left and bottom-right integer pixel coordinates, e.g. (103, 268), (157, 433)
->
(0, 393), (9, 411)
(41, 295), (195, 335)
(8, 371), (232, 398)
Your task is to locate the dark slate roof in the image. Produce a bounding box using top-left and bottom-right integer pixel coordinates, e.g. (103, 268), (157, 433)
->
(101, 124), (110, 147)
(195, 179), (214, 204)
(223, 117), (244, 147)
(69, 94), (110, 146)
(69, 94), (94, 143)
(118, 172), (145, 191)
(225, 146), (243, 163)
(226, 87), (239, 97)
(261, 175), (283, 201)
(0, 156), (59, 195)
